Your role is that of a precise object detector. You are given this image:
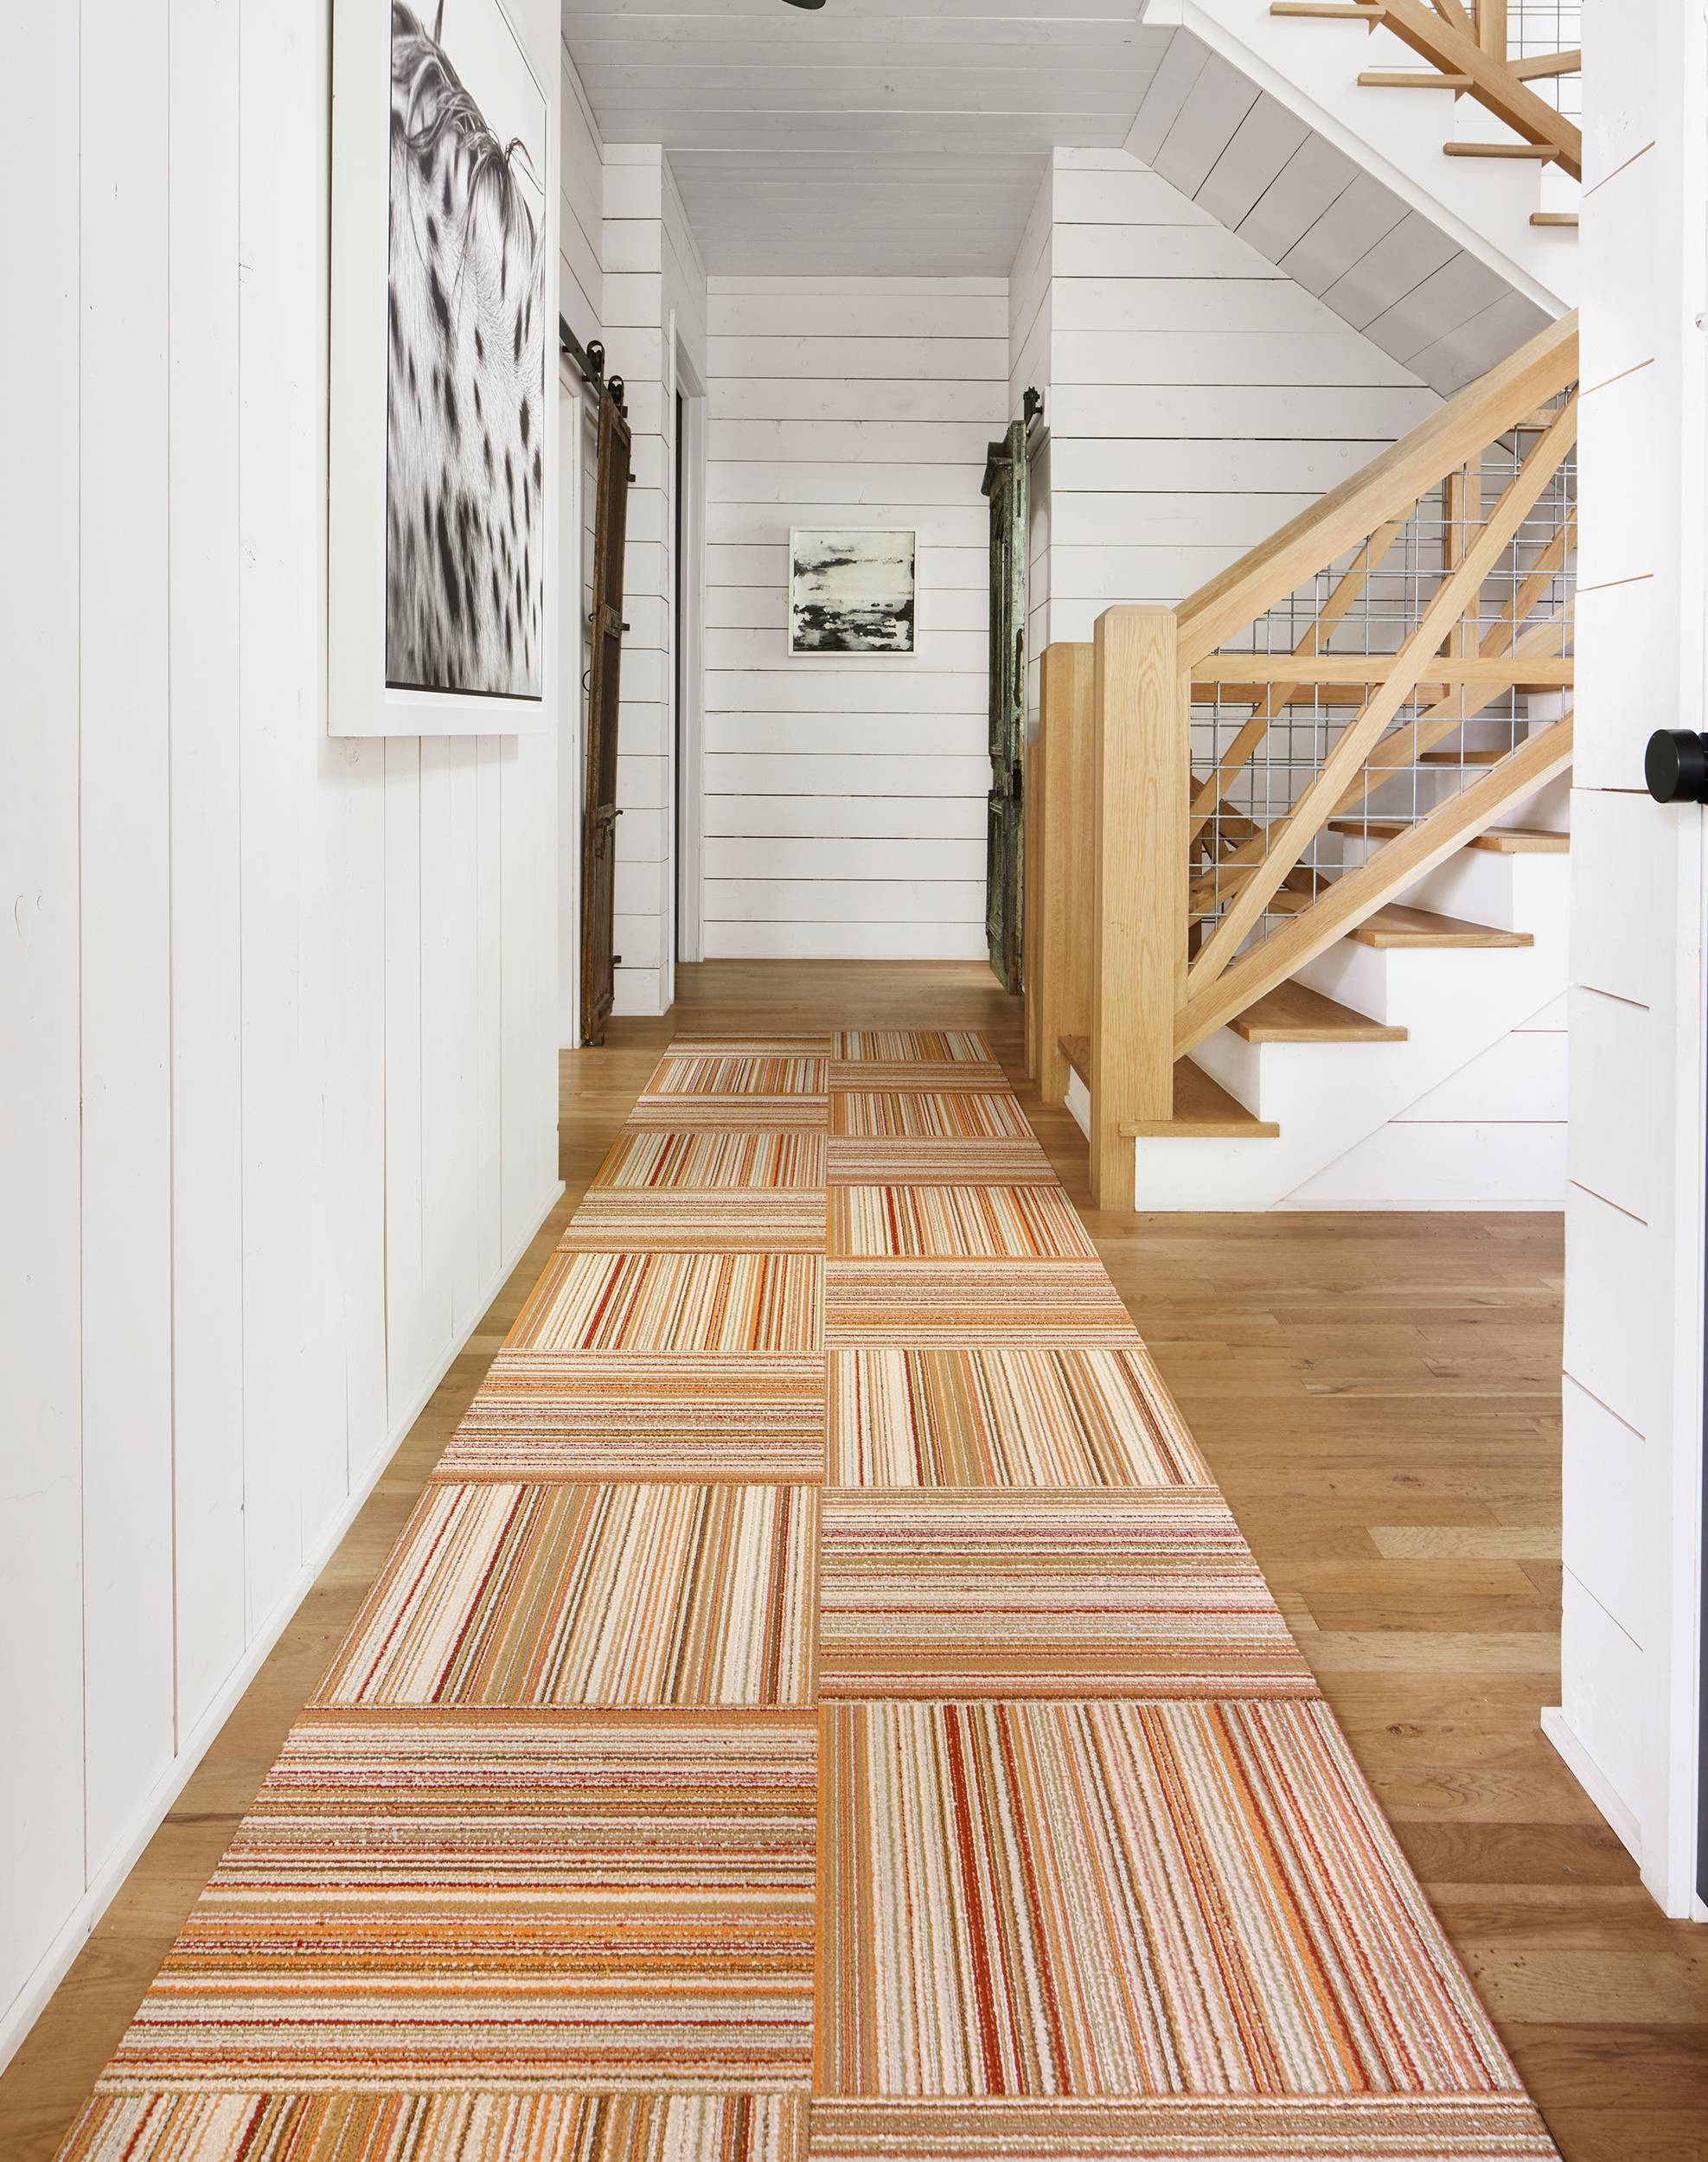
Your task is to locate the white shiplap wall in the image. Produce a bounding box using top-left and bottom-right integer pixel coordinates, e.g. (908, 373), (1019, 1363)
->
(1034, 149), (1440, 643)
(603, 147), (708, 1015)
(0, 5), (590, 2067)
(701, 278), (1008, 959)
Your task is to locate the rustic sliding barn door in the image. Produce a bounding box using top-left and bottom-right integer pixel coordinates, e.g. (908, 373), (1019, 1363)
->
(580, 388), (633, 1046)
(983, 419), (1028, 992)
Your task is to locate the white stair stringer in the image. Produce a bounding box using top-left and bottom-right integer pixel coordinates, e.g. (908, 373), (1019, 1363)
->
(1129, 853), (1568, 1210)
(1135, 0), (1577, 322)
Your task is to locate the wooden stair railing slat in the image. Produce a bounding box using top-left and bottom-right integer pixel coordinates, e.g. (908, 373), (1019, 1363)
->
(1513, 48), (1581, 80)
(1187, 519), (1406, 841)
(1174, 716), (1574, 1056)
(1184, 395), (1577, 993)
(1176, 313), (1577, 664)
(1196, 615), (1570, 902)
(1192, 655), (1573, 686)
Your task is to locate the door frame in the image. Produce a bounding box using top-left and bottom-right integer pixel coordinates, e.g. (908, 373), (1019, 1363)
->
(556, 351), (587, 1048)
(672, 326), (709, 969)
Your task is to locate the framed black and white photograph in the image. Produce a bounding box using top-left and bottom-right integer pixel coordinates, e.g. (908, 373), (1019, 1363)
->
(329, 0), (556, 736)
(789, 528), (917, 657)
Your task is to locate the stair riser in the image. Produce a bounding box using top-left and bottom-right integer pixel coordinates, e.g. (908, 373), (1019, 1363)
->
(1137, 931), (1565, 1207)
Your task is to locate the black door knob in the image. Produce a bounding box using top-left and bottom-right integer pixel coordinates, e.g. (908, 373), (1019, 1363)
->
(1645, 729), (1708, 803)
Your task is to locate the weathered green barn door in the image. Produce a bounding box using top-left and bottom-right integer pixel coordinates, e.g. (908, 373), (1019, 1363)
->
(982, 419), (1028, 992)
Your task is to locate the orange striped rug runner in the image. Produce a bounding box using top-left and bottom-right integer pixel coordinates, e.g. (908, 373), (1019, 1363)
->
(56, 1030), (1562, 2161)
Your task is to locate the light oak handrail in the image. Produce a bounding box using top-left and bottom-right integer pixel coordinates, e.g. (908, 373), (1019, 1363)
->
(1176, 310), (1577, 666)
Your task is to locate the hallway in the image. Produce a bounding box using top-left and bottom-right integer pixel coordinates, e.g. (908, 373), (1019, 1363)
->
(3, 964), (1698, 2161)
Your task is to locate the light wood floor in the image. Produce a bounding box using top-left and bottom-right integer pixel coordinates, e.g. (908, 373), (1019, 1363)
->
(3, 960), (1703, 2161)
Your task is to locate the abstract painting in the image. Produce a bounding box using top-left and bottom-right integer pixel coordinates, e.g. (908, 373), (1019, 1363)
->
(385, 0), (547, 698)
(790, 528), (917, 656)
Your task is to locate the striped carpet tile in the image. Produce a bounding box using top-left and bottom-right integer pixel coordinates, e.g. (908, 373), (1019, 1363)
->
(435, 1354), (826, 1483)
(627, 1096), (830, 1130)
(824, 1261), (1137, 1345)
(825, 1139), (1055, 1186)
(830, 1091), (1036, 1140)
(560, 1192), (828, 1252)
(831, 1031), (996, 1064)
(818, 1699), (1527, 2100)
(63, 2095), (808, 2162)
(96, 1717), (815, 2095)
(816, 1492), (1315, 1698)
(826, 1063), (1010, 1094)
(828, 1347), (1210, 1488)
(316, 1483), (816, 1708)
(828, 1185), (1097, 1262)
(806, 2097), (1558, 2159)
(508, 1251), (823, 1353)
(593, 1129), (826, 1191)
(644, 1055), (830, 1097)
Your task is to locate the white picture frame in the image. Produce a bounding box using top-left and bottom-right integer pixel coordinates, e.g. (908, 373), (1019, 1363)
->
(788, 527), (918, 659)
(329, 0), (557, 738)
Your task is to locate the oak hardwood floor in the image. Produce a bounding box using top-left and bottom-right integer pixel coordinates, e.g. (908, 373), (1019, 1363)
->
(1, 960), (1702, 2161)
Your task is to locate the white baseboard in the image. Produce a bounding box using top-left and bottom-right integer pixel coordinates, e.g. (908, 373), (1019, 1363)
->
(1540, 1704), (1644, 1865)
(0, 1177), (565, 2076)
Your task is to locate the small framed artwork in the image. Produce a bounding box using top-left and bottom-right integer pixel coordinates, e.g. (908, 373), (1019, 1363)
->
(789, 528), (917, 657)
(329, 0), (556, 736)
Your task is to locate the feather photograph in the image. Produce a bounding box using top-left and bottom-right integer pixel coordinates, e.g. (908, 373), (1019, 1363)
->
(386, 0), (547, 699)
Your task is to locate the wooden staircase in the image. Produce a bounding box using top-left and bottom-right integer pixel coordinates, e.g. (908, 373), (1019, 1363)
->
(1025, 310), (1577, 1210)
(1270, 0), (1581, 219)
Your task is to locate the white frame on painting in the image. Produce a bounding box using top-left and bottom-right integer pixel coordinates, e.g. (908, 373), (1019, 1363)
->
(788, 527), (918, 660)
(329, 0), (557, 737)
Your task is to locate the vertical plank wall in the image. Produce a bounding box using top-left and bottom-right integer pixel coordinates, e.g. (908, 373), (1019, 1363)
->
(0, 5), (598, 2067)
(1557, 0), (1705, 1910)
(700, 277), (1008, 960)
(603, 148), (708, 1017)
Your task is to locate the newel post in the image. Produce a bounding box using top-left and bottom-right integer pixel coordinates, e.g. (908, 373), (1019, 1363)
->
(1091, 606), (1187, 1210)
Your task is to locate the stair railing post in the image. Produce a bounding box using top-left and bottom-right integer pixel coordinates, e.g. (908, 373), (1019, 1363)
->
(1091, 605), (1187, 1210)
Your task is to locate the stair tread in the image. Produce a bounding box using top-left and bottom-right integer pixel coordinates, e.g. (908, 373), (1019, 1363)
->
(1229, 982), (1407, 1044)
(1059, 1034), (1090, 1085)
(1532, 210), (1579, 227)
(1349, 905), (1533, 949)
(1470, 826), (1570, 853)
(1121, 1061), (1281, 1142)
(1419, 745), (1509, 764)
(1443, 141), (1557, 157)
(1329, 816), (1568, 854)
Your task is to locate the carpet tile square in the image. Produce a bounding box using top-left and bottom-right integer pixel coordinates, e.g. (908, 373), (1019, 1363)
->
(818, 1699), (1526, 2100)
(828, 1347), (1212, 1489)
(643, 1054), (830, 1097)
(592, 1128), (826, 1191)
(831, 1031), (997, 1064)
(826, 1091), (1053, 1186)
(316, 1483), (816, 1709)
(824, 1260), (1137, 1345)
(508, 1250), (823, 1353)
(436, 1353), (827, 1483)
(828, 1185), (1097, 1262)
(805, 2096), (1558, 2159)
(816, 1491), (1315, 1698)
(560, 1191), (828, 1251)
(65, 2095), (807, 2162)
(93, 1716), (815, 2093)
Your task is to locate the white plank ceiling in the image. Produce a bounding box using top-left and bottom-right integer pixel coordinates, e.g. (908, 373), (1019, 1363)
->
(560, 1), (1174, 274)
